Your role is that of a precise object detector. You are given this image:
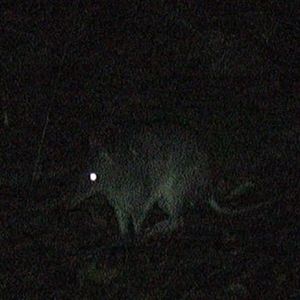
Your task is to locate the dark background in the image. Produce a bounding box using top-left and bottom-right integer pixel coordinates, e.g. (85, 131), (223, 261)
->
(1, 1), (299, 298)
(1, 1), (298, 184)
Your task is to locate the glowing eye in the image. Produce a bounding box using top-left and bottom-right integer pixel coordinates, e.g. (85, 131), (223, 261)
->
(89, 172), (97, 181)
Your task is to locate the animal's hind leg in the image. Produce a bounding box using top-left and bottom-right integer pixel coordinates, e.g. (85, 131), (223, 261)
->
(146, 196), (184, 236)
(147, 215), (184, 236)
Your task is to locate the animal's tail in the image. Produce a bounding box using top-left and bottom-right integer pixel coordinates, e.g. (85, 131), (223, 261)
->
(206, 181), (272, 215)
(206, 197), (271, 215)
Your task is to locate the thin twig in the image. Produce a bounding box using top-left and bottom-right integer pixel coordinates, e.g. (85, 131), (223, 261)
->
(30, 110), (50, 190)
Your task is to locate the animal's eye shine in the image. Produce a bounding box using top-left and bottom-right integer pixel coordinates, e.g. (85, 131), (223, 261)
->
(89, 173), (97, 181)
